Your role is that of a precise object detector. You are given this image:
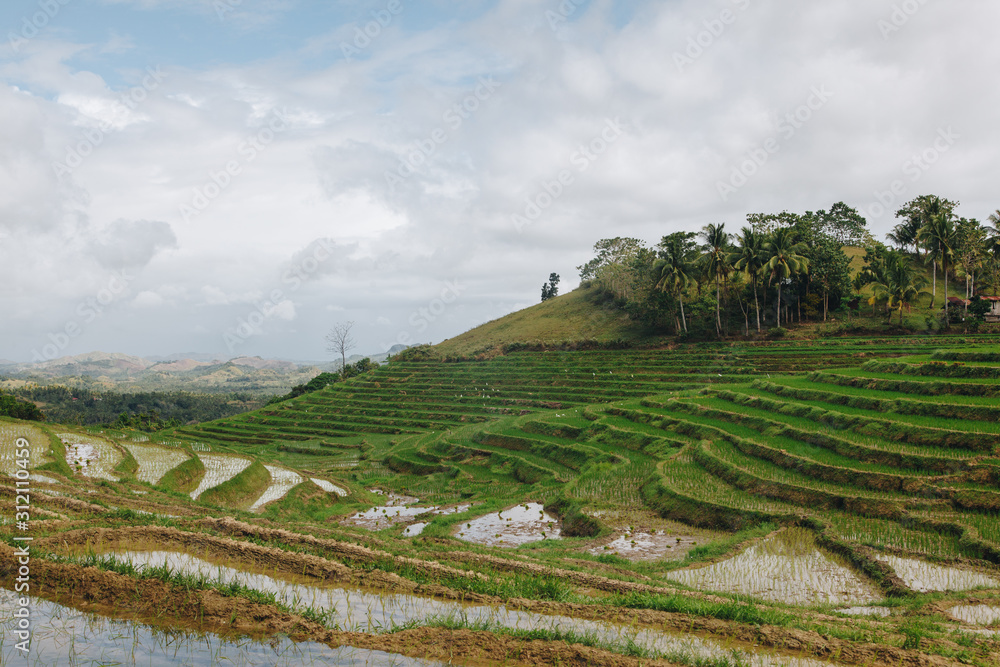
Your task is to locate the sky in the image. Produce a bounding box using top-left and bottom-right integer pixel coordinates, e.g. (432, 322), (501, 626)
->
(1, 0), (998, 362)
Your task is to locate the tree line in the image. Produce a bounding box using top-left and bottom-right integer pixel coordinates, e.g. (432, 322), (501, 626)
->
(577, 197), (1000, 337)
(5, 385), (263, 428)
(881, 196), (1000, 323)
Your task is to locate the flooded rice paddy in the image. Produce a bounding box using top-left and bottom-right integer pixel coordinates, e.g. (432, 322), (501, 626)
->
(190, 453), (252, 499)
(0, 589), (439, 666)
(58, 433), (123, 481)
(73, 550), (831, 667)
(0, 423), (50, 475)
(28, 474), (60, 485)
(123, 442), (190, 485)
(589, 530), (700, 562)
(875, 555), (1000, 592)
(455, 503), (561, 547)
(310, 477), (348, 495)
(667, 528), (881, 606)
(249, 465), (303, 511)
(950, 604), (1000, 626)
(345, 490), (471, 532)
(402, 522), (429, 537)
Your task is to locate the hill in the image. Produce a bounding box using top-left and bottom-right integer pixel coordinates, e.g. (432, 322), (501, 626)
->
(0, 350), (401, 395)
(8, 335), (1000, 667)
(432, 287), (662, 357)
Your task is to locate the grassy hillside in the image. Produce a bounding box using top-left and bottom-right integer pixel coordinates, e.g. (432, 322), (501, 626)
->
(7, 336), (1000, 666)
(432, 287), (658, 357)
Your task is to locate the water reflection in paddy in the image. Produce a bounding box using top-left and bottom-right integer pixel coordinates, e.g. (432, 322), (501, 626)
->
(0, 589), (439, 666)
(667, 528), (881, 606)
(875, 555), (1000, 593)
(346, 494), (472, 532)
(455, 503), (561, 547)
(951, 604), (1000, 626)
(90, 550), (832, 667)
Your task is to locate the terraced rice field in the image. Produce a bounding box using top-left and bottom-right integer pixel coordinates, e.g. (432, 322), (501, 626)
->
(249, 465), (303, 511)
(122, 442), (191, 485)
(0, 422), (52, 474)
(189, 453), (253, 499)
(57, 433), (123, 481)
(6, 336), (1000, 666)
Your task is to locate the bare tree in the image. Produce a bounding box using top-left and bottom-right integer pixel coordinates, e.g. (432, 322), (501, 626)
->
(325, 321), (356, 375)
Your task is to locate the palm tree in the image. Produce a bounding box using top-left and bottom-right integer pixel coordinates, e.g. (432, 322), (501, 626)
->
(654, 239), (697, 334)
(987, 211), (1000, 258)
(764, 228), (810, 328)
(918, 201), (956, 323)
(699, 223), (731, 337)
(731, 227), (766, 332)
(887, 217), (922, 256)
(868, 251), (929, 326)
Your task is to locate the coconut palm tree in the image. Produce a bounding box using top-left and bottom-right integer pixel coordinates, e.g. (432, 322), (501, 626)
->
(918, 201), (956, 323)
(887, 216), (922, 256)
(987, 212), (1000, 257)
(699, 223), (731, 337)
(868, 251), (929, 326)
(731, 227), (766, 332)
(764, 228), (810, 328)
(653, 238), (697, 334)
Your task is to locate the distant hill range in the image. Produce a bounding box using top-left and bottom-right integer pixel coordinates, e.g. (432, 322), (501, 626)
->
(0, 346), (409, 395)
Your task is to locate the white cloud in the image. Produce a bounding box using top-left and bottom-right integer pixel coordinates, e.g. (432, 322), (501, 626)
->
(133, 290), (165, 308)
(2, 0), (999, 360)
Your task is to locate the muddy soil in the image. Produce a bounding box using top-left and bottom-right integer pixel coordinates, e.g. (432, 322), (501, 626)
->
(20, 527), (969, 666)
(0, 546), (678, 667)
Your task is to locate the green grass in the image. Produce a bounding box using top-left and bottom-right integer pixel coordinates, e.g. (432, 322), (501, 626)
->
(155, 451), (205, 494)
(197, 458), (272, 509)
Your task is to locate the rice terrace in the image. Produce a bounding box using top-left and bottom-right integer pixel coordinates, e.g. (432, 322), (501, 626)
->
(5, 312), (1000, 666)
(5, 2), (1000, 666)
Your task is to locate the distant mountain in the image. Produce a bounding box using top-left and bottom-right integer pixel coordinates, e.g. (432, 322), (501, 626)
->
(0, 347), (410, 395)
(1, 351), (154, 378)
(229, 356), (299, 371)
(145, 352), (225, 363)
(147, 359), (211, 372)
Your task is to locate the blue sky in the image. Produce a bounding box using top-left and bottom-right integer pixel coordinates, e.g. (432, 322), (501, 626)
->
(2, 0), (999, 362)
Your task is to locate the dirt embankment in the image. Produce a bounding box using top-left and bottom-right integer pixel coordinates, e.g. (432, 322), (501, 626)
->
(0, 543), (675, 667)
(0, 542), (965, 667)
(0, 483), (107, 514)
(202, 517), (682, 596)
(25, 524), (972, 666)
